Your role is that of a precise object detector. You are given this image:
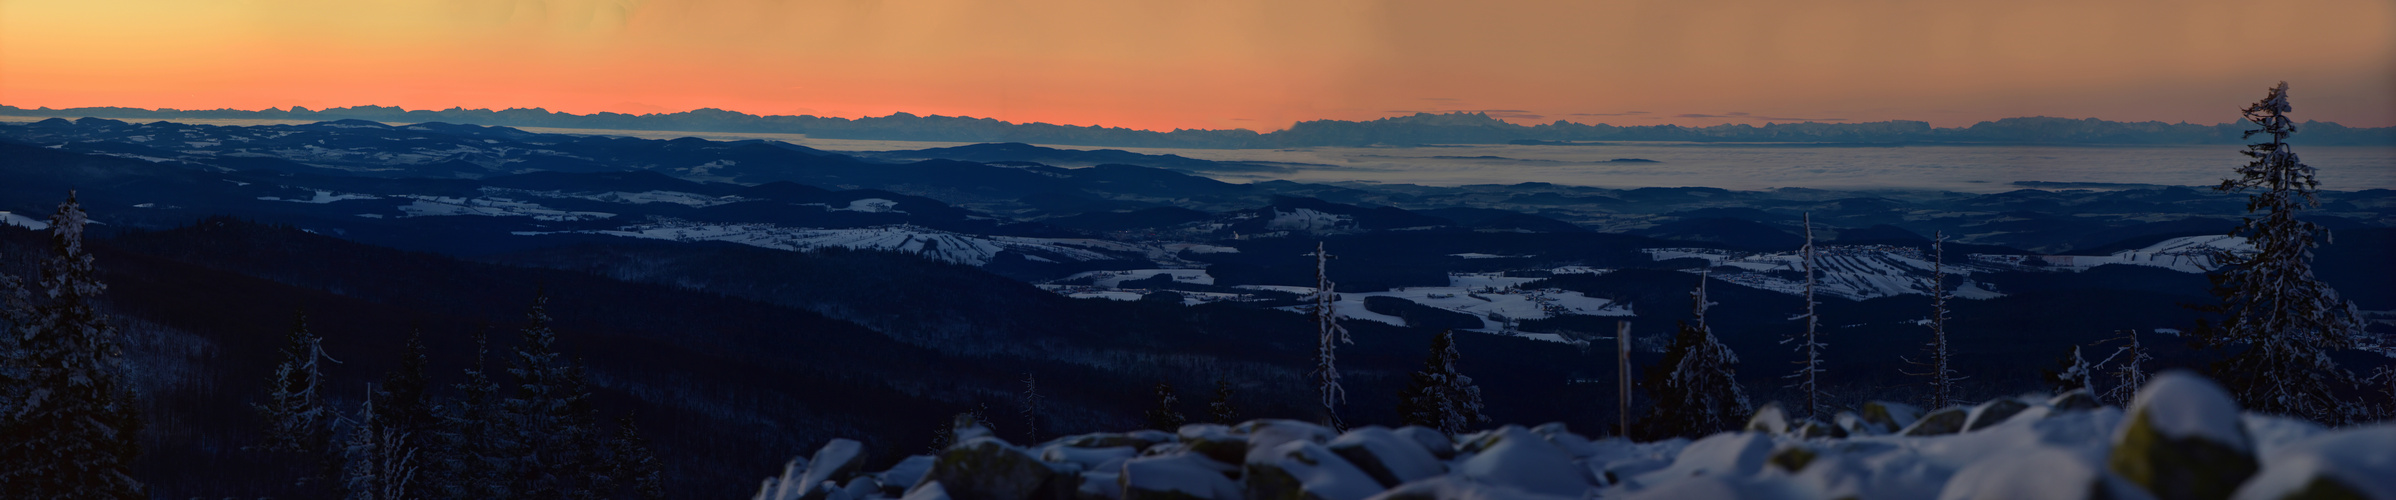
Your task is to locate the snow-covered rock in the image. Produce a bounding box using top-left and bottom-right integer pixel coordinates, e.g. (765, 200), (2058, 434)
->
(1325, 426), (1444, 487)
(751, 373), (2371, 500)
(1938, 447), (2152, 500)
(2230, 425), (2396, 500)
(1121, 453), (1241, 500)
(2108, 371), (2257, 500)
(1390, 426), (1456, 460)
(1243, 440), (1382, 500)
(916, 437), (1070, 500)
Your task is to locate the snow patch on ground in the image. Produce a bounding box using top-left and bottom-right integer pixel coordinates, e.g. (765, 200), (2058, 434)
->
(1972, 235), (2253, 273)
(395, 196), (615, 221)
(566, 222), (1149, 266)
(1267, 208), (1353, 233)
(259, 189), (382, 204)
(0, 211), (51, 230)
(1063, 269), (1214, 288)
(1647, 246), (2001, 301)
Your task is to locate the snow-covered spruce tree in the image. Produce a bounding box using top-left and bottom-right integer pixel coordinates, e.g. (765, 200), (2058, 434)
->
(2194, 82), (2369, 423)
(502, 293), (604, 499)
(1208, 379), (1239, 424)
(340, 391), (419, 500)
(1638, 270), (1750, 439)
(1146, 381), (1186, 431)
(1903, 232), (1963, 409)
(2104, 330), (2152, 406)
(1782, 213), (1828, 420)
(256, 310), (340, 455)
(431, 327), (511, 500)
(0, 192), (145, 499)
(1018, 373), (1042, 443)
(1309, 242), (1353, 431)
(1397, 329), (1489, 436)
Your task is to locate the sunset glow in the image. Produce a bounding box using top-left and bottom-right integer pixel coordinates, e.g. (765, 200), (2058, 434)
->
(3, 0), (2391, 131)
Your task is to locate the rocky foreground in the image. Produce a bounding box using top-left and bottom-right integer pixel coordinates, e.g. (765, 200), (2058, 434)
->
(754, 372), (2393, 500)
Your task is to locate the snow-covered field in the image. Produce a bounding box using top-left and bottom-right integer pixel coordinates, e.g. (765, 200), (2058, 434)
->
(753, 372), (2396, 500)
(551, 221), (1161, 266)
(1971, 235), (2253, 274)
(0, 211), (51, 230)
(1648, 246), (1997, 301)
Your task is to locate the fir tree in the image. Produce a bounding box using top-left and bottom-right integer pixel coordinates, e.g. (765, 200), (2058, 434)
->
(431, 327), (511, 500)
(1782, 213), (1829, 420)
(340, 390), (419, 500)
(1145, 381), (1186, 431)
(256, 310), (340, 454)
(503, 292), (602, 499)
(0, 192), (145, 499)
(1207, 379), (1239, 424)
(1308, 242), (1353, 431)
(1638, 271), (1750, 439)
(605, 415), (666, 500)
(375, 329), (437, 442)
(1396, 329), (1489, 436)
(2193, 82), (2369, 423)
(1903, 232), (1963, 409)
(1017, 373), (1042, 443)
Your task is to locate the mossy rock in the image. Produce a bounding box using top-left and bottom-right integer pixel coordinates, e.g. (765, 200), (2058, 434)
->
(1061, 433), (1158, 450)
(1966, 399), (2031, 432)
(1796, 419), (1847, 439)
(2107, 407), (2256, 500)
(1768, 446), (1819, 472)
(1859, 401), (1921, 433)
(1901, 407), (1969, 436)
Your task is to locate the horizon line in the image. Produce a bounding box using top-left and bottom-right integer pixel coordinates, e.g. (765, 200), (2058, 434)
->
(11, 103), (2386, 135)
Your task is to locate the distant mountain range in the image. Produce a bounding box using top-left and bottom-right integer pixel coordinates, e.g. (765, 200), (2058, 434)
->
(5, 104), (2390, 148)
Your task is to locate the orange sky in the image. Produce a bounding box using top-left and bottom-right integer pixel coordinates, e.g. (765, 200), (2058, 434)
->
(2, 0), (2391, 131)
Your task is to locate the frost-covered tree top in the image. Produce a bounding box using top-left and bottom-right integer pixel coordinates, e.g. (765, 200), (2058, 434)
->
(2198, 82), (2369, 423)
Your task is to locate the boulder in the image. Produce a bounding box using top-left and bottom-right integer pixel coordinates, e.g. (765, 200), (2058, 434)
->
(1175, 426), (1249, 469)
(1242, 440), (1383, 500)
(916, 437), (1073, 500)
(1238, 419), (1337, 465)
(1121, 453), (1242, 500)
(2049, 390), (2103, 412)
(2107, 371), (2256, 500)
(1638, 431), (1772, 486)
(1965, 399), (2031, 432)
(1042, 446), (1139, 473)
(1529, 422), (1602, 458)
(1455, 426), (1592, 497)
(1389, 426), (1455, 459)
(2227, 424), (2396, 500)
(1326, 426), (1445, 488)
(1747, 403), (1791, 435)
(802, 439), (870, 492)
(1795, 418), (1847, 439)
(882, 456), (939, 496)
(1366, 475), (1578, 500)
(1902, 407), (1970, 436)
(1938, 447), (2152, 500)
(1859, 401), (1923, 434)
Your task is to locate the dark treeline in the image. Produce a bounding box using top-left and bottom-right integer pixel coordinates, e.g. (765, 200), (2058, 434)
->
(6, 105), (2391, 148)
